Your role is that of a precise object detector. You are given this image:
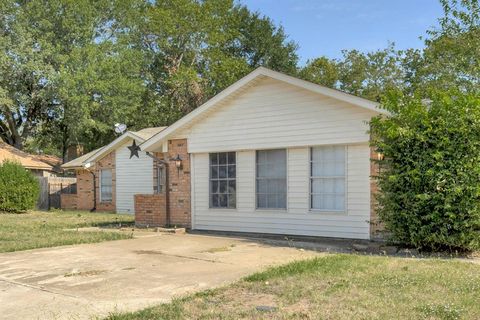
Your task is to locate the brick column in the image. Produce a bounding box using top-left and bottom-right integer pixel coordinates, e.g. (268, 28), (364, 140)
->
(135, 194), (167, 227)
(76, 169), (94, 210)
(166, 139), (191, 227)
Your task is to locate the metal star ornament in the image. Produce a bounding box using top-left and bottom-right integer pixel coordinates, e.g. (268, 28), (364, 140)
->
(128, 140), (141, 159)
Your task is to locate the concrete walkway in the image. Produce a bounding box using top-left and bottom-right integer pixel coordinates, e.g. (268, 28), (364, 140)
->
(0, 232), (320, 320)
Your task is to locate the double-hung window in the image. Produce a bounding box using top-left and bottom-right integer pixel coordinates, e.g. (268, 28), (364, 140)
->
(100, 169), (113, 202)
(310, 146), (346, 211)
(256, 149), (287, 209)
(210, 152), (236, 208)
(156, 165), (165, 193)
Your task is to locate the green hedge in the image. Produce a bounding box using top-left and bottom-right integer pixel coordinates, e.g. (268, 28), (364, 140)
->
(370, 91), (480, 251)
(0, 160), (40, 213)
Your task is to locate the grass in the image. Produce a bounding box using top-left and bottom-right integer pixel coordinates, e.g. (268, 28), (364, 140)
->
(0, 210), (134, 253)
(106, 254), (480, 320)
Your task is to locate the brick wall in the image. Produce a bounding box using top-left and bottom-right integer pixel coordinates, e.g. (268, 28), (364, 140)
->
(134, 193), (167, 227)
(60, 194), (77, 210)
(166, 139), (191, 227)
(95, 151), (116, 212)
(370, 147), (384, 239)
(76, 169), (94, 210)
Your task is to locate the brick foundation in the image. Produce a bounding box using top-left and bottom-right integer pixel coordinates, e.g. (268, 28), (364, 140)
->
(134, 193), (167, 227)
(60, 194), (77, 210)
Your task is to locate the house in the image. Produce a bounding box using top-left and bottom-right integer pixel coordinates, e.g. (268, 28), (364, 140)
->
(0, 141), (58, 177)
(61, 127), (167, 213)
(63, 67), (386, 240)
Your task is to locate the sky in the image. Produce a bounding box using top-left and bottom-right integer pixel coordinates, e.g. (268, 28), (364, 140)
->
(239, 0), (445, 65)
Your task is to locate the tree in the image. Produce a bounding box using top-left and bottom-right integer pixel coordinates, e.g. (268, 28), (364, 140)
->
(298, 57), (339, 88)
(370, 91), (480, 251)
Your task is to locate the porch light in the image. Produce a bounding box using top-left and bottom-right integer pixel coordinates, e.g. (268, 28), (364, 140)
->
(172, 154), (182, 170)
(377, 153), (384, 161)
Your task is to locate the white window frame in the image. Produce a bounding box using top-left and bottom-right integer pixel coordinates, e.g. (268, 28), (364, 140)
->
(255, 149), (288, 210)
(100, 169), (113, 203)
(309, 145), (347, 213)
(209, 152), (236, 209)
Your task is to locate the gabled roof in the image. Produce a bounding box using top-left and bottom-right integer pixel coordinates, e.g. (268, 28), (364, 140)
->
(140, 67), (386, 152)
(61, 147), (103, 169)
(61, 127), (167, 169)
(0, 142), (53, 170)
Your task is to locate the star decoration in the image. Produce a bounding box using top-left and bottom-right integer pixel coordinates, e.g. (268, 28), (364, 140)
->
(128, 140), (141, 159)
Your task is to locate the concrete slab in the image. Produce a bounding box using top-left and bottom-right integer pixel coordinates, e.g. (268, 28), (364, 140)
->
(0, 233), (320, 320)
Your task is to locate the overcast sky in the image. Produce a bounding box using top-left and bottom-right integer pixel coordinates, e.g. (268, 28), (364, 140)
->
(239, 0), (444, 64)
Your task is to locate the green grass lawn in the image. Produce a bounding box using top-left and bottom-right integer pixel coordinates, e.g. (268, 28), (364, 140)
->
(0, 210), (134, 253)
(107, 254), (480, 320)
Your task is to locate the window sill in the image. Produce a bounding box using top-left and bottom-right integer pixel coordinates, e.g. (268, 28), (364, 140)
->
(255, 208), (288, 213)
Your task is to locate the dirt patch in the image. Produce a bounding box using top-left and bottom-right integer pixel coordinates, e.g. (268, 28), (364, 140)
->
(133, 250), (164, 255)
(202, 244), (236, 253)
(64, 269), (108, 277)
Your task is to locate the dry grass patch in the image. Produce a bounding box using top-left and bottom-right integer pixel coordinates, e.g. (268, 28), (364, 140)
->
(107, 254), (480, 320)
(0, 210), (134, 253)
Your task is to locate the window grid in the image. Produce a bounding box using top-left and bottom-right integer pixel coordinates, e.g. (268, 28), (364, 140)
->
(100, 169), (112, 202)
(310, 146), (346, 212)
(209, 152), (236, 208)
(256, 149), (287, 209)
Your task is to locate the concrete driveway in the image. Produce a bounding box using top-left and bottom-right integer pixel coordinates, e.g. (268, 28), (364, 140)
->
(0, 232), (319, 320)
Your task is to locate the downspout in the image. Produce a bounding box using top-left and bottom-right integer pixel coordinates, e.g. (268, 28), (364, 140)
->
(146, 152), (170, 227)
(88, 170), (96, 212)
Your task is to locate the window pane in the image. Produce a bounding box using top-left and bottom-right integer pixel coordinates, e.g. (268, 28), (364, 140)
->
(211, 181), (219, 193)
(219, 153), (227, 165)
(219, 180), (227, 193)
(227, 165), (236, 178)
(210, 153), (218, 165)
(210, 152), (236, 208)
(100, 169), (112, 202)
(256, 149), (287, 209)
(227, 152), (235, 165)
(310, 146), (346, 211)
(228, 180), (236, 193)
(211, 166), (218, 179)
(218, 165), (227, 178)
(228, 194), (236, 208)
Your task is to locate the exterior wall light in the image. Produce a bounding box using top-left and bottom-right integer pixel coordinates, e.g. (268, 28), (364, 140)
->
(172, 154), (182, 170)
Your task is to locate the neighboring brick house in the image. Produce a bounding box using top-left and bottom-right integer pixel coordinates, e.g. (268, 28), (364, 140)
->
(63, 67), (387, 239)
(0, 141), (58, 177)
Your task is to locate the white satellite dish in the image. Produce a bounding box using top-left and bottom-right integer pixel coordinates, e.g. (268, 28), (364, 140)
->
(114, 123), (127, 134)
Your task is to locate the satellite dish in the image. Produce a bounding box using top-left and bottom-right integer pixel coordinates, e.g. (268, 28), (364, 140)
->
(114, 123), (127, 134)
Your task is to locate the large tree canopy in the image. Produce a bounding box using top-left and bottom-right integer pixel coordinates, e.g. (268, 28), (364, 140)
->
(0, 0), (298, 158)
(0, 0), (478, 159)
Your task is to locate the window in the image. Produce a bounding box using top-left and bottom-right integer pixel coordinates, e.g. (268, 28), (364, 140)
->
(310, 146), (346, 211)
(210, 152), (236, 208)
(156, 165), (165, 193)
(100, 169), (112, 202)
(256, 149), (287, 209)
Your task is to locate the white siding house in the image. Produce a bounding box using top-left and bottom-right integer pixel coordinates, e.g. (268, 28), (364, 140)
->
(141, 67), (385, 239)
(115, 141), (154, 214)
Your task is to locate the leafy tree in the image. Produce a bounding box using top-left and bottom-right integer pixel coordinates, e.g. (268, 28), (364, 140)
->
(370, 91), (480, 251)
(0, 160), (40, 213)
(298, 57), (339, 88)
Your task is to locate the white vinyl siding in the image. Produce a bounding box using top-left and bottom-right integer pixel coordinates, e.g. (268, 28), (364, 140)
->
(191, 144), (371, 239)
(181, 77), (377, 153)
(115, 141), (154, 214)
(100, 169), (112, 202)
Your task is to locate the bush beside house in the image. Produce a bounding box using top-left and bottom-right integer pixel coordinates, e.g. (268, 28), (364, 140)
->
(371, 91), (480, 251)
(0, 160), (40, 213)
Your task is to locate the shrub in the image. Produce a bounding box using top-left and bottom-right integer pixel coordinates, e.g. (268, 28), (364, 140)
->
(0, 160), (40, 213)
(370, 91), (480, 251)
